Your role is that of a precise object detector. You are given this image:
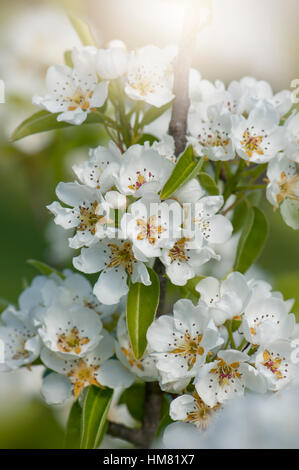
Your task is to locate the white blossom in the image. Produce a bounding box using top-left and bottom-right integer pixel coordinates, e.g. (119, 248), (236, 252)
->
(116, 144), (174, 198)
(115, 314), (158, 381)
(33, 61), (108, 125)
(47, 182), (114, 249)
(73, 236), (150, 305)
(194, 350), (266, 407)
(255, 339), (299, 391)
(125, 45), (176, 107)
(231, 102), (285, 163)
(147, 299), (223, 392)
(195, 272), (250, 326)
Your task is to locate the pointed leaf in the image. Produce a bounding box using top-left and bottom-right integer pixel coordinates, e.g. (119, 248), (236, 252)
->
(64, 400), (82, 449)
(10, 110), (106, 142)
(80, 386), (113, 449)
(197, 172), (219, 195)
(161, 146), (204, 200)
(234, 207), (268, 273)
(0, 297), (10, 313)
(68, 14), (96, 46)
(127, 267), (159, 360)
(27, 259), (64, 279)
(118, 382), (145, 422)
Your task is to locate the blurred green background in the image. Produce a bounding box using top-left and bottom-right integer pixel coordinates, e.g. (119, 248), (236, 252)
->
(0, 0), (298, 448)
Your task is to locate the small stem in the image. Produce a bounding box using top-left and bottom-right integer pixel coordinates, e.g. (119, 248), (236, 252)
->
(225, 320), (236, 349)
(221, 196), (242, 216)
(237, 338), (247, 351)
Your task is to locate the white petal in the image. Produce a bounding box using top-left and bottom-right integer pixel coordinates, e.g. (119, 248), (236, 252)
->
(41, 372), (72, 405)
(94, 268), (128, 305)
(73, 243), (108, 274)
(97, 359), (135, 388)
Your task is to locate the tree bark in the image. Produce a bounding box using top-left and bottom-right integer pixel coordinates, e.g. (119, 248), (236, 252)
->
(168, 0), (201, 156)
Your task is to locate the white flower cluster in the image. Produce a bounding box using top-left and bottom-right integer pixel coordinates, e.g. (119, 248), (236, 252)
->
(0, 270), (155, 405)
(5, 36), (299, 443)
(33, 42), (176, 124)
(149, 273), (299, 430)
(188, 71), (299, 227)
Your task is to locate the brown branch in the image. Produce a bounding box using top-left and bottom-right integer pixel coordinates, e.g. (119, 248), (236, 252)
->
(168, 0), (201, 156)
(107, 382), (162, 448)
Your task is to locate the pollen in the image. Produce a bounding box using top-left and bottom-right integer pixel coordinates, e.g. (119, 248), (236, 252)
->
(185, 392), (221, 430)
(210, 359), (242, 386)
(77, 201), (107, 235)
(68, 359), (103, 398)
(107, 241), (136, 275)
(121, 344), (144, 371)
(277, 172), (299, 205)
(240, 129), (264, 158)
(262, 350), (283, 380)
(57, 326), (90, 355)
(67, 88), (93, 111)
(168, 237), (189, 263)
(170, 332), (205, 369)
(136, 215), (165, 245)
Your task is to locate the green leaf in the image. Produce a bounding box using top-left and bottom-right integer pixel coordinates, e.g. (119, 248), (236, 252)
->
(118, 382), (145, 422)
(232, 200), (248, 234)
(160, 146), (204, 200)
(280, 199), (299, 230)
(140, 102), (172, 127)
(126, 267), (160, 360)
(234, 207), (268, 273)
(179, 275), (203, 304)
(137, 134), (159, 146)
(232, 191), (262, 234)
(64, 400), (82, 449)
(68, 14), (96, 46)
(10, 110), (106, 142)
(156, 394), (173, 438)
(27, 259), (64, 279)
(0, 297), (10, 313)
(197, 172), (219, 195)
(80, 386), (113, 449)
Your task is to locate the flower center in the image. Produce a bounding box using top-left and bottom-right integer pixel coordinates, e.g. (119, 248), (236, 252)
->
(211, 359), (242, 386)
(129, 71), (155, 96)
(77, 201), (107, 235)
(68, 359), (102, 398)
(12, 337), (31, 361)
(57, 326), (90, 355)
(198, 130), (229, 148)
(128, 170), (155, 192)
(262, 350), (283, 379)
(136, 215), (165, 245)
(107, 241), (136, 274)
(170, 332), (204, 369)
(277, 172), (299, 205)
(185, 392), (221, 430)
(241, 130), (264, 158)
(168, 237), (189, 263)
(121, 345), (144, 371)
(67, 88), (93, 111)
